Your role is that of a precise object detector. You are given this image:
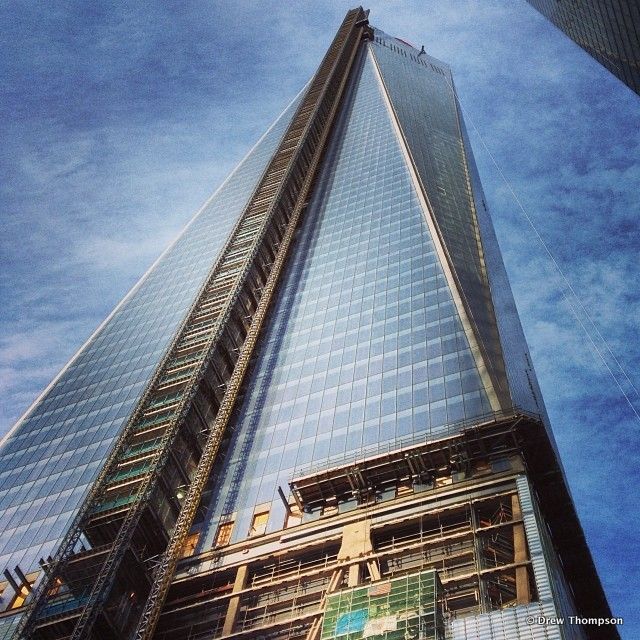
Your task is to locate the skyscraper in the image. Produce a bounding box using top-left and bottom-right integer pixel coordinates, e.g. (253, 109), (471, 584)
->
(0, 7), (617, 640)
(526, 0), (640, 95)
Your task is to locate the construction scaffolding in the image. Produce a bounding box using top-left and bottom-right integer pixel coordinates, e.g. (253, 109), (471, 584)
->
(146, 411), (613, 640)
(320, 570), (443, 640)
(152, 478), (532, 639)
(149, 414), (537, 638)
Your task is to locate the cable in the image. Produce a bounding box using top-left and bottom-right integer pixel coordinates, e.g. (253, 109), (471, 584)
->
(446, 79), (640, 425)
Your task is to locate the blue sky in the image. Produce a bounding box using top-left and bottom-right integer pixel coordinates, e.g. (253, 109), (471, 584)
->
(1, 0), (638, 634)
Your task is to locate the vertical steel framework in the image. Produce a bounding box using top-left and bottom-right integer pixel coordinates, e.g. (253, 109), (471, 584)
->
(15, 7), (372, 639)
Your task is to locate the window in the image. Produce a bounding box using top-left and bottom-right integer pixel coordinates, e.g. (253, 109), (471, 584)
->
(46, 577), (64, 598)
(10, 586), (30, 610)
(180, 532), (200, 558)
(249, 510), (270, 537)
(215, 521), (234, 547)
(491, 458), (512, 473)
(285, 511), (303, 528)
(4, 571), (38, 611)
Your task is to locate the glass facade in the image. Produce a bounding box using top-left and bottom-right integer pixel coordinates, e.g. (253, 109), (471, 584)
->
(0, 90), (302, 580)
(526, 0), (640, 95)
(371, 33), (510, 409)
(199, 47), (498, 548)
